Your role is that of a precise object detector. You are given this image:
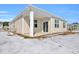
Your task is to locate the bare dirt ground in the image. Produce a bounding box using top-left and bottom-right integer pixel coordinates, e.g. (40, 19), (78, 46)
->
(0, 31), (79, 54)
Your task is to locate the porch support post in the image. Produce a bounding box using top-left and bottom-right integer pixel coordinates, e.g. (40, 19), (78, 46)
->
(50, 17), (53, 33)
(29, 11), (34, 37)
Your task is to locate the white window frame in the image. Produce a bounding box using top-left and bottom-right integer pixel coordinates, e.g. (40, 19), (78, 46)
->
(55, 19), (59, 28)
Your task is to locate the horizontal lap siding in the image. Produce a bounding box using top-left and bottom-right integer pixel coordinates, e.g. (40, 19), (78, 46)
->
(34, 18), (42, 34)
(52, 18), (67, 33)
(22, 16), (30, 35)
(10, 16), (30, 36)
(14, 18), (22, 34)
(34, 18), (51, 36)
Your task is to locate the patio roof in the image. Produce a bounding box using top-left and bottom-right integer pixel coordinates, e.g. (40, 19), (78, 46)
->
(11, 5), (67, 23)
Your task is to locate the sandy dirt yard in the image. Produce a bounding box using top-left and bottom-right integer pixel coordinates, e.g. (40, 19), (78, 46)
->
(0, 31), (79, 54)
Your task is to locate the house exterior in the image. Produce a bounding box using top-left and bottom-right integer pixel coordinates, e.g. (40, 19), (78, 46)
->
(9, 5), (68, 37)
(68, 23), (79, 31)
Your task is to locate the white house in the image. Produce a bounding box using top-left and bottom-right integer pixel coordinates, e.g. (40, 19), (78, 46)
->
(10, 5), (68, 37)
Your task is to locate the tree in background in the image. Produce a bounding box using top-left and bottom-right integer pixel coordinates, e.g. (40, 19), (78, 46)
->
(3, 22), (9, 27)
(3, 22), (9, 31)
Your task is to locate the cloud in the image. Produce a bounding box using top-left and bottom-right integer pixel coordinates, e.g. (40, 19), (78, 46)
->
(0, 10), (12, 18)
(0, 13), (14, 20)
(65, 18), (79, 23)
(0, 14), (11, 17)
(0, 11), (14, 22)
(0, 18), (13, 22)
(0, 11), (8, 14)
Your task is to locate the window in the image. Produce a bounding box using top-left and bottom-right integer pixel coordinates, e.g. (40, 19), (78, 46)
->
(34, 20), (37, 28)
(55, 19), (59, 28)
(63, 22), (66, 28)
(43, 22), (48, 32)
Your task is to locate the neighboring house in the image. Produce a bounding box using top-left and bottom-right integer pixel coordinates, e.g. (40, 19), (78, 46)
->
(9, 5), (67, 37)
(0, 22), (3, 30)
(69, 23), (79, 31)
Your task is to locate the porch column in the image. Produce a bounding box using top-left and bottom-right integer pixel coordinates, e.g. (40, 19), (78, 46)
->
(29, 11), (34, 37)
(50, 17), (53, 33)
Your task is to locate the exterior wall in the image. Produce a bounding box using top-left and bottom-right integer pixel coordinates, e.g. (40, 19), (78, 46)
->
(34, 18), (42, 34)
(23, 16), (30, 35)
(51, 18), (67, 33)
(34, 17), (51, 36)
(15, 17), (22, 33)
(10, 16), (67, 37)
(42, 18), (50, 33)
(10, 22), (15, 32)
(10, 17), (22, 33)
(34, 17), (67, 36)
(10, 16), (30, 36)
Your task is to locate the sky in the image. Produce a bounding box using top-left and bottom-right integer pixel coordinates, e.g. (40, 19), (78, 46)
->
(0, 4), (79, 23)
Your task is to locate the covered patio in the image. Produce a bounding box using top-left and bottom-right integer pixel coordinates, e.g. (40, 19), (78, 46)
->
(22, 5), (55, 37)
